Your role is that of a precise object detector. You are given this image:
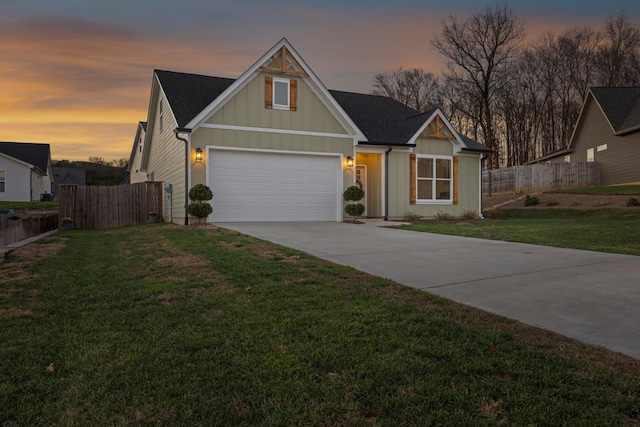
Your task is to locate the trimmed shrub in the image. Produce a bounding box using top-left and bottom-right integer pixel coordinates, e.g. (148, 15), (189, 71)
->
(524, 195), (540, 206)
(627, 197), (640, 207)
(188, 184), (214, 223)
(343, 185), (365, 221)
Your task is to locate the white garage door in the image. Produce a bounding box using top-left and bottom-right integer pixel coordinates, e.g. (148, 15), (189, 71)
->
(208, 149), (341, 222)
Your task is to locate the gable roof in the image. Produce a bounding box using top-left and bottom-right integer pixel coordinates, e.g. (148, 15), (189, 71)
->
(590, 87), (640, 135)
(155, 70), (234, 128)
(328, 90), (431, 144)
(153, 70), (490, 152)
(0, 142), (51, 175)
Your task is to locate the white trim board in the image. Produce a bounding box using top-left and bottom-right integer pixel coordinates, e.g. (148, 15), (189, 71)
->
(200, 123), (351, 140)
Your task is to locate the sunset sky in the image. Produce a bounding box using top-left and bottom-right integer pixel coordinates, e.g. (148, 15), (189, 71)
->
(2, 1), (639, 162)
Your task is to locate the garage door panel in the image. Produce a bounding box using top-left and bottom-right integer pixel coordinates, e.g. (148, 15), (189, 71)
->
(209, 150), (340, 222)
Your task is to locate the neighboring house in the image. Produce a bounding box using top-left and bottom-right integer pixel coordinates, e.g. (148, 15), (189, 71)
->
(127, 122), (147, 184)
(0, 142), (53, 202)
(139, 38), (491, 224)
(52, 166), (86, 199)
(533, 87), (640, 186)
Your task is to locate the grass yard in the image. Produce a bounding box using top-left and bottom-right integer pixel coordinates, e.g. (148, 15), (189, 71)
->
(1, 224), (639, 425)
(400, 209), (640, 256)
(552, 184), (640, 195)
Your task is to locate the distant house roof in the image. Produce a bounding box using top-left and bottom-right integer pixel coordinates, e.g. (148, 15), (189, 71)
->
(0, 142), (51, 175)
(140, 121), (147, 132)
(154, 69), (491, 152)
(591, 87), (640, 135)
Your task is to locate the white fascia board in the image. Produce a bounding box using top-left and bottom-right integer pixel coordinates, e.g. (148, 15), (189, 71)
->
(128, 122), (144, 171)
(407, 109), (466, 152)
(185, 38), (366, 140)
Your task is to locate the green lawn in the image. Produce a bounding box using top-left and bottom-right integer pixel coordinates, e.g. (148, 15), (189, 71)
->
(400, 208), (640, 256)
(1, 224), (639, 425)
(552, 184), (640, 195)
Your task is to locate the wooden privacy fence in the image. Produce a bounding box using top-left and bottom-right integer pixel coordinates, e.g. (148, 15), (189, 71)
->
(1, 211), (59, 246)
(483, 162), (599, 195)
(58, 182), (163, 230)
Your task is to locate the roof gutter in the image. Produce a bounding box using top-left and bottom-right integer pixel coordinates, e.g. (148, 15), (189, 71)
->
(174, 128), (192, 225)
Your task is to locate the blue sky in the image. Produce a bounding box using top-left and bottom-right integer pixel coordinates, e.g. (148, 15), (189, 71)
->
(1, 0), (639, 160)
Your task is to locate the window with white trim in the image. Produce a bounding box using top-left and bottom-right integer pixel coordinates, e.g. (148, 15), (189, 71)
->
(273, 77), (290, 110)
(417, 155), (452, 202)
(0, 170), (4, 192)
(159, 99), (164, 132)
(587, 148), (594, 162)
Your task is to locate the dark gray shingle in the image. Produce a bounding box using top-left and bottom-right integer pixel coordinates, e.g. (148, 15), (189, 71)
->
(591, 87), (640, 133)
(0, 142), (50, 173)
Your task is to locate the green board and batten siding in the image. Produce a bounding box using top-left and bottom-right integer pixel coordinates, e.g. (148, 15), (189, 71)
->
(386, 137), (481, 218)
(191, 72), (354, 189)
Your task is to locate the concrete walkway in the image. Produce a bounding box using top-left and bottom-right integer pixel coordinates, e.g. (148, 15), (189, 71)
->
(220, 221), (640, 360)
(0, 229), (59, 261)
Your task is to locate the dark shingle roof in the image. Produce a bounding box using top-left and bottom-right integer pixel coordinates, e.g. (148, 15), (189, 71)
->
(140, 121), (147, 131)
(155, 70), (235, 127)
(329, 90), (431, 144)
(458, 134), (493, 153)
(591, 87), (640, 134)
(0, 142), (51, 174)
(154, 70), (491, 152)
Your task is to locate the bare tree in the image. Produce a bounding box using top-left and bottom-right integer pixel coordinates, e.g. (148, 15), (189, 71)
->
(431, 4), (525, 168)
(596, 13), (640, 86)
(372, 67), (443, 112)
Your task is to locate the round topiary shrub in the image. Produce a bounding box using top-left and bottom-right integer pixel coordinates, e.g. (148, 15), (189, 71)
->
(345, 203), (365, 218)
(343, 185), (365, 221)
(188, 184), (213, 223)
(189, 184), (213, 202)
(188, 201), (213, 219)
(343, 185), (364, 203)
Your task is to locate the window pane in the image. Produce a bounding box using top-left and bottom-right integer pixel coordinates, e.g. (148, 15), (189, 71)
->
(417, 179), (432, 199)
(435, 180), (450, 200)
(0, 171), (4, 193)
(436, 158), (450, 178)
(587, 148), (594, 162)
(417, 158), (433, 178)
(274, 81), (289, 106)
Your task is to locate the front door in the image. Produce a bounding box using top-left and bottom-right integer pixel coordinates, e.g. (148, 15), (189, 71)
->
(356, 165), (367, 217)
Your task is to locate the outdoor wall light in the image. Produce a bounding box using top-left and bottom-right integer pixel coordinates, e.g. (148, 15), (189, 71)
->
(195, 147), (203, 163)
(346, 156), (354, 169)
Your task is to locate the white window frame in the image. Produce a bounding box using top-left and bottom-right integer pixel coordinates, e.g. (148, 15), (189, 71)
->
(159, 99), (164, 132)
(272, 77), (290, 110)
(416, 155), (452, 204)
(587, 148), (594, 162)
(0, 170), (5, 193)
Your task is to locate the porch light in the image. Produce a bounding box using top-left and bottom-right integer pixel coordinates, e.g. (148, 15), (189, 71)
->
(346, 156), (354, 169)
(195, 147), (203, 163)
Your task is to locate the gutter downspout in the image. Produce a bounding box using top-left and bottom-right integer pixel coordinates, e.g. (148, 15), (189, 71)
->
(174, 128), (192, 225)
(384, 146), (392, 221)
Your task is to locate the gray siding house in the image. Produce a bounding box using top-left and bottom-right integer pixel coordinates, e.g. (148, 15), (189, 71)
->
(543, 87), (640, 186)
(0, 142), (53, 202)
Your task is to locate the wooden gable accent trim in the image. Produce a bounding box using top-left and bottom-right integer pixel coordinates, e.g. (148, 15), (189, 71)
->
(422, 115), (454, 139)
(410, 153), (416, 205)
(453, 156), (459, 205)
(260, 46), (309, 76)
(265, 76), (273, 109)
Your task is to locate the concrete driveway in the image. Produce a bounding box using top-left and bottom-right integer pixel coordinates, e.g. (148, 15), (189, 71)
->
(220, 221), (640, 360)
